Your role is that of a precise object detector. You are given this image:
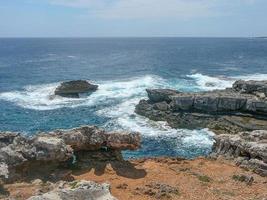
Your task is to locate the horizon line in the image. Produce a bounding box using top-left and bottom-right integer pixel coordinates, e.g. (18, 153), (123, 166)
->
(0, 36), (266, 39)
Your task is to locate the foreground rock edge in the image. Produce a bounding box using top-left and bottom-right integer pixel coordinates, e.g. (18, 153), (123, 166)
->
(27, 180), (117, 200)
(0, 126), (141, 183)
(210, 130), (267, 177)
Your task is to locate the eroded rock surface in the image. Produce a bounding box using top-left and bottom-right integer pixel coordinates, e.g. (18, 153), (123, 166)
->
(211, 130), (267, 176)
(0, 162), (8, 185)
(0, 126), (140, 183)
(233, 80), (267, 96)
(28, 180), (117, 200)
(135, 80), (267, 134)
(54, 80), (98, 98)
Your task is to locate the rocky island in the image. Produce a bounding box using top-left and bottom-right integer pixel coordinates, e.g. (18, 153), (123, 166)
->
(54, 80), (98, 98)
(0, 80), (267, 200)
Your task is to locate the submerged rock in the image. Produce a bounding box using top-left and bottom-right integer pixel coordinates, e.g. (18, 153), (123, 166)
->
(211, 130), (267, 176)
(28, 180), (117, 200)
(54, 80), (98, 98)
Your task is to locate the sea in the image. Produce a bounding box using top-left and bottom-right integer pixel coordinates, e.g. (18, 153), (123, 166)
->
(0, 37), (267, 159)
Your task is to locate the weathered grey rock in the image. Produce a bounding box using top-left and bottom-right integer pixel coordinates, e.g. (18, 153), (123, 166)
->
(0, 126), (140, 183)
(233, 80), (267, 95)
(0, 132), (35, 166)
(32, 136), (73, 162)
(135, 80), (267, 134)
(245, 98), (267, 114)
(211, 130), (267, 176)
(170, 91), (262, 114)
(153, 101), (170, 111)
(171, 94), (194, 111)
(47, 126), (141, 151)
(0, 162), (8, 184)
(55, 80), (98, 98)
(0, 132), (20, 148)
(146, 89), (179, 103)
(28, 180), (117, 200)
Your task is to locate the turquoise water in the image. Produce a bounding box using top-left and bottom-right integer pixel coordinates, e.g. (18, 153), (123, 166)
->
(0, 38), (267, 158)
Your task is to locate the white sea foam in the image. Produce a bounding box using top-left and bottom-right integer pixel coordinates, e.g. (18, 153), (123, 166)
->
(0, 75), (164, 110)
(187, 73), (267, 91)
(97, 97), (214, 148)
(1, 72), (266, 149)
(3, 73), (266, 110)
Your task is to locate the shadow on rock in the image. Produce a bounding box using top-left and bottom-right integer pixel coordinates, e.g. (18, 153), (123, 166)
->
(71, 150), (147, 179)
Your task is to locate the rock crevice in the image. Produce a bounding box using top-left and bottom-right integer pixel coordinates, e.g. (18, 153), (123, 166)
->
(211, 130), (267, 176)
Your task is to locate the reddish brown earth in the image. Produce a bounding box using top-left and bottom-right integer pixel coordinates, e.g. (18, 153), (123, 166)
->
(2, 157), (267, 200)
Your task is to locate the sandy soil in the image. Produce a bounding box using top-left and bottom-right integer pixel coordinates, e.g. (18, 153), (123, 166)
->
(2, 157), (267, 200)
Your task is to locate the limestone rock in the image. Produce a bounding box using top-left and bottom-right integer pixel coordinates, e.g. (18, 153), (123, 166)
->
(32, 136), (73, 162)
(0, 126), (141, 182)
(48, 126), (141, 151)
(233, 80), (267, 95)
(0, 162), (8, 184)
(135, 80), (267, 134)
(146, 89), (179, 103)
(211, 130), (267, 176)
(28, 180), (117, 200)
(54, 80), (98, 98)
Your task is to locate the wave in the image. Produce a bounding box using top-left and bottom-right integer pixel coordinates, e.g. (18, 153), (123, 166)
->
(5, 73), (263, 156)
(0, 75), (164, 110)
(1, 73), (267, 110)
(187, 73), (267, 91)
(97, 97), (214, 150)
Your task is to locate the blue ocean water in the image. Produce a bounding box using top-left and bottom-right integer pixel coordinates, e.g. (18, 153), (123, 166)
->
(0, 37), (267, 159)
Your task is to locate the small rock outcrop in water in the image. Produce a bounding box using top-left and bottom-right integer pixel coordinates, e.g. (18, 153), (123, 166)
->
(54, 80), (98, 98)
(0, 126), (140, 183)
(135, 80), (267, 134)
(211, 130), (267, 177)
(28, 180), (117, 200)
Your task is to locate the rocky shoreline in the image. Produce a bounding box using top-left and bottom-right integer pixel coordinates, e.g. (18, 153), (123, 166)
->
(0, 79), (267, 199)
(0, 126), (140, 184)
(135, 80), (267, 134)
(211, 130), (267, 177)
(135, 80), (267, 178)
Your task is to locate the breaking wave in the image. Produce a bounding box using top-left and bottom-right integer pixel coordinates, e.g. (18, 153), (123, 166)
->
(1, 72), (266, 158)
(0, 75), (164, 110)
(187, 73), (267, 91)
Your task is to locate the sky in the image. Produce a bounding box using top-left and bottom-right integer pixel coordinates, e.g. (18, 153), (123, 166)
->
(0, 0), (266, 37)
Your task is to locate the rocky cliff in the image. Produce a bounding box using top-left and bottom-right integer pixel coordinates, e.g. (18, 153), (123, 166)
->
(135, 80), (267, 134)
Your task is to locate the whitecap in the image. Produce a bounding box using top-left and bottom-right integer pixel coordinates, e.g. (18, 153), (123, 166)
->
(97, 97), (215, 149)
(0, 75), (164, 110)
(187, 73), (267, 91)
(187, 73), (234, 90)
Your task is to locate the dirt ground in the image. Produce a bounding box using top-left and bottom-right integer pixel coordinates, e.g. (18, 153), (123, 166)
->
(3, 157), (267, 200)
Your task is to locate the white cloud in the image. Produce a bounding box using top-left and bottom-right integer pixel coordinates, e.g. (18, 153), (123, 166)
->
(46, 0), (257, 19)
(95, 0), (215, 19)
